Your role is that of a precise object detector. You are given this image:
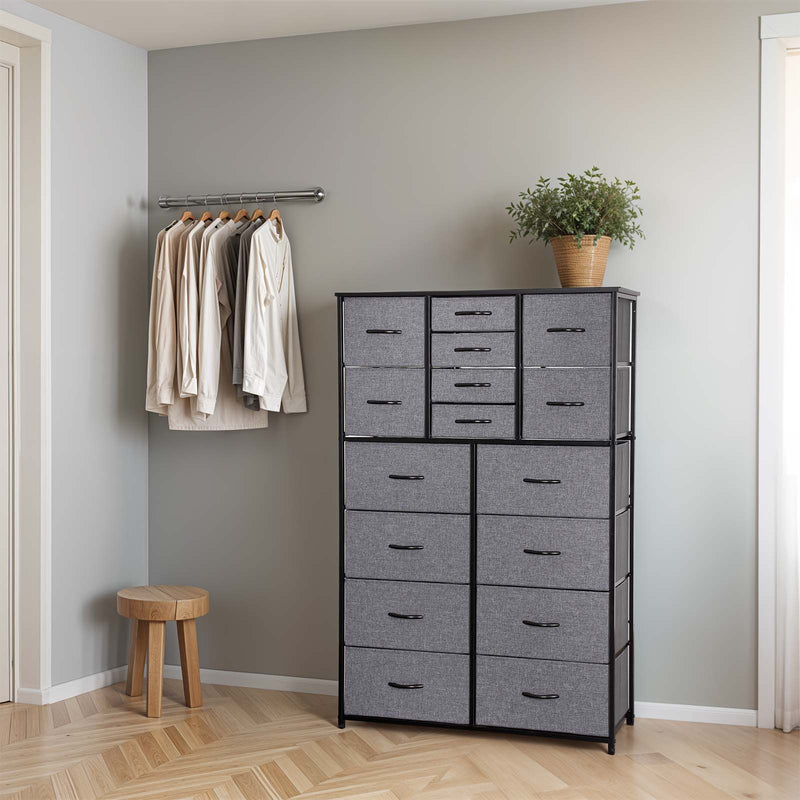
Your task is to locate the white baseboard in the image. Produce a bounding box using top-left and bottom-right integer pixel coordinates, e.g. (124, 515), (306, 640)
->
(635, 701), (757, 727)
(163, 665), (338, 696)
(17, 665), (128, 706)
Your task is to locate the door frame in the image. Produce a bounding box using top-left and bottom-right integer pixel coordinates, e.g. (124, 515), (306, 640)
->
(758, 12), (800, 730)
(0, 10), (51, 705)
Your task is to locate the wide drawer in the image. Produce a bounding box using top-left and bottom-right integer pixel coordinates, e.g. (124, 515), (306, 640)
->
(431, 296), (516, 332)
(345, 442), (471, 513)
(477, 583), (626, 663)
(523, 294), (611, 366)
(432, 404), (515, 439)
(477, 514), (630, 591)
(345, 510), (470, 583)
(344, 368), (425, 437)
(345, 647), (469, 724)
(343, 297), (425, 366)
(432, 333), (515, 367)
(345, 579), (469, 653)
(475, 648), (629, 736)
(431, 368), (516, 403)
(477, 444), (619, 518)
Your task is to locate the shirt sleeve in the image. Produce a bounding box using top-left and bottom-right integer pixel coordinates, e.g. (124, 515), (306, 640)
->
(280, 241), (307, 413)
(145, 230), (168, 414)
(179, 229), (200, 398)
(197, 233), (223, 416)
(153, 229), (179, 408)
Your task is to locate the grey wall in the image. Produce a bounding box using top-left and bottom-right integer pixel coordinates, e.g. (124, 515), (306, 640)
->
(1, 0), (149, 685)
(147, 0), (793, 710)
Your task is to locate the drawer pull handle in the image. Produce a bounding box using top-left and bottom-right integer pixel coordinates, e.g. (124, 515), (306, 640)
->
(523, 478), (561, 485)
(388, 612), (424, 620)
(388, 544), (424, 550)
(546, 327), (585, 333)
(522, 692), (560, 700)
(388, 474), (424, 481)
(454, 346), (491, 352)
(365, 329), (402, 334)
(455, 418), (492, 424)
(454, 382), (491, 388)
(454, 310), (492, 316)
(546, 401), (585, 407)
(367, 400), (402, 405)
(523, 620), (560, 628)
(388, 682), (424, 689)
(523, 549), (561, 556)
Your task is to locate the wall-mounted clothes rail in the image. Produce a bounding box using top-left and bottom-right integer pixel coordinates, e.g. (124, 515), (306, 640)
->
(157, 187), (326, 209)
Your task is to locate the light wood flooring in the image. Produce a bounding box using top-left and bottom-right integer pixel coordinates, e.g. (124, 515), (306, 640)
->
(1, 680), (798, 800)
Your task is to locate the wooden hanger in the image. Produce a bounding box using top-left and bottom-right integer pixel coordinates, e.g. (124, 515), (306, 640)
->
(268, 194), (282, 226)
(179, 197), (194, 223)
(199, 196), (213, 223)
(251, 208), (266, 221)
(218, 209), (232, 221)
(233, 195), (250, 224)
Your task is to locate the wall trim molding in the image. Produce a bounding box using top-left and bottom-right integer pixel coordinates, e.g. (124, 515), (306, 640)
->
(18, 665), (127, 706)
(634, 701), (757, 727)
(162, 665), (338, 697)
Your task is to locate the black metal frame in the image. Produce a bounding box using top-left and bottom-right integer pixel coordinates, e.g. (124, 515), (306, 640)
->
(336, 287), (638, 755)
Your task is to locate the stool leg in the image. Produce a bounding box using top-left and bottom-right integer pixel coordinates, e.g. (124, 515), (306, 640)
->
(146, 620), (165, 718)
(177, 619), (202, 708)
(126, 619), (148, 697)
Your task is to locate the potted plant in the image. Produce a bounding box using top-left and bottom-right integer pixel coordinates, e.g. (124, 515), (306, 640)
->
(507, 166), (644, 287)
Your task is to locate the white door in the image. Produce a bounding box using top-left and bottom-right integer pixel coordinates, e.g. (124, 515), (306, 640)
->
(0, 40), (19, 705)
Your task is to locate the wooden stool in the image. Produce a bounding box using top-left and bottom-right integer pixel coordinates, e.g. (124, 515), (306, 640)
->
(117, 585), (210, 718)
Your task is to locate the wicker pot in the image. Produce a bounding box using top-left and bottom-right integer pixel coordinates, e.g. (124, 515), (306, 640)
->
(550, 235), (611, 288)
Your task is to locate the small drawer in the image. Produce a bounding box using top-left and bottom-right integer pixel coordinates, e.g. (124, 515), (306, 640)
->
(431, 296), (516, 331)
(523, 293), (611, 366)
(431, 404), (515, 440)
(431, 369), (516, 403)
(616, 510), (631, 581)
(345, 442), (470, 513)
(432, 333), (515, 367)
(345, 647), (469, 724)
(343, 297), (425, 366)
(617, 297), (633, 364)
(345, 579), (469, 653)
(345, 510), (470, 583)
(477, 444), (612, 518)
(475, 648), (629, 736)
(522, 367), (611, 440)
(344, 368), (425, 438)
(477, 514), (616, 591)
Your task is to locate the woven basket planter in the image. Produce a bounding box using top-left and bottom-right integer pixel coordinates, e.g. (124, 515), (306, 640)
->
(550, 235), (611, 288)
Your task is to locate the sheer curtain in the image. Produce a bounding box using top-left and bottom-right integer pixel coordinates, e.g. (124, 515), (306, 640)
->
(776, 50), (800, 734)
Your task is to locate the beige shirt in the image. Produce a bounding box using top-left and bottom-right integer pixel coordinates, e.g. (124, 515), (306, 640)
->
(243, 219), (307, 413)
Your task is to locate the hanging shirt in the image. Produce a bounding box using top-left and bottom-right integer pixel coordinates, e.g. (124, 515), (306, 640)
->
(174, 219), (201, 395)
(145, 227), (168, 414)
(243, 218), (307, 413)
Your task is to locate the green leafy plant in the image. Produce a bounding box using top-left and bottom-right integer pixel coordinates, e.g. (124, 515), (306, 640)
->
(507, 166), (644, 249)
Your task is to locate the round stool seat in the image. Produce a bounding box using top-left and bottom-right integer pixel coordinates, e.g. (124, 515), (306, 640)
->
(117, 585), (209, 621)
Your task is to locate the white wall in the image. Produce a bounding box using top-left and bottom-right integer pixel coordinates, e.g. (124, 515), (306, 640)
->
(0, 0), (148, 685)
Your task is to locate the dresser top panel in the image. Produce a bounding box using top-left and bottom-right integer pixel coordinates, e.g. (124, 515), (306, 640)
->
(336, 287), (639, 299)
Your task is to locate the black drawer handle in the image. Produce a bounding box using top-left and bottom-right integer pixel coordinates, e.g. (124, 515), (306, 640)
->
(523, 620), (560, 628)
(455, 418), (492, 424)
(523, 549), (561, 556)
(388, 544), (424, 550)
(522, 692), (559, 700)
(546, 401), (585, 407)
(388, 612), (424, 620)
(365, 329), (401, 334)
(388, 474), (424, 480)
(523, 478), (561, 485)
(454, 382), (491, 388)
(454, 310), (492, 316)
(367, 400), (402, 405)
(454, 346), (491, 352)
(388, 682), (424, 690)
(546, 327), (585, 333)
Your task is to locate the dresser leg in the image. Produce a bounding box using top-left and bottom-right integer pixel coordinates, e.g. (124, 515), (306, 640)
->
(338, 714), (346, 729)
(626, 710), (635, 725)
(607, 739), (616, 755)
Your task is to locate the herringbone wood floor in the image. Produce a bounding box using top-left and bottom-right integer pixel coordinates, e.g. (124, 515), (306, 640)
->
(0, 680), (798, 800)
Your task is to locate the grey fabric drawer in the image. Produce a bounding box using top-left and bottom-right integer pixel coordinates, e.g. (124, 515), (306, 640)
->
(522, 368), (611, 440)
(343, 297), (425, 366)
(616, 441), (631, 513)
(345, 442), (470, 513)
(432, 368), (516, 403)
(616, 367), (632, 436)
(615, 578), (630, 653)
(475, 648), (629, 736)
(345, 579), (469, 653)
(616, 510), (630, 581)
(477, 444), (610, 518)
(344, 368), (425, 438)
(432, 333), (515, 367)
(477, 515), (612, 591)
(523, 294), (611, 366)
(431, 296), (516, 332)
(477, 585), (609, 663)
(345, 511), (470, 583)
(617, 297), (633, 364)
(345, 647), (469, 724)
(432, 404), (516, 440)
